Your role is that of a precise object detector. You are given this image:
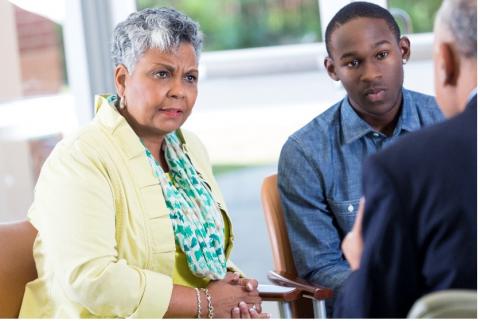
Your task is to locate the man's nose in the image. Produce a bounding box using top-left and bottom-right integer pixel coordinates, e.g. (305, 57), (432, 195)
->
(361, 60), (382, 82)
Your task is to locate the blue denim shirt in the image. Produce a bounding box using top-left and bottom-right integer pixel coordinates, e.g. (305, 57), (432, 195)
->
(278, 88), (444, 298)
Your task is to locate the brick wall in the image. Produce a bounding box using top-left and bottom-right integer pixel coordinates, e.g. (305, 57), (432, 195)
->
(14, 5), (64, 96)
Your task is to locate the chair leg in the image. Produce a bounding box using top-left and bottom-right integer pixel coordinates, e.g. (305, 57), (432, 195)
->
(313, 299), (327, 318)
(278, 301), (293, 318)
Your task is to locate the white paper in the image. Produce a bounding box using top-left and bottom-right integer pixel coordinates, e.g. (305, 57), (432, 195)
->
(258, 284), (296, 293)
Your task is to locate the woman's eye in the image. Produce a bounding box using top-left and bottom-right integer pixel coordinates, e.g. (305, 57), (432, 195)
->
(153, 71), (168, 79)
(377, 51), (389, 59)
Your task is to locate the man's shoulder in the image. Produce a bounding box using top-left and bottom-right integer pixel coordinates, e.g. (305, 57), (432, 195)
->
(404, 89), (443, 120)
(288, 100), (342, 145)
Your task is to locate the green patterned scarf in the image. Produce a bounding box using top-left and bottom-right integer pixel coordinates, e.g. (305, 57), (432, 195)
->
(144, 132), (227, 280)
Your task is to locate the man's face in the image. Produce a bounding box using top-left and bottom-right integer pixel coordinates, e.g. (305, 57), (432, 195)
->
(325, 18), (409, 119)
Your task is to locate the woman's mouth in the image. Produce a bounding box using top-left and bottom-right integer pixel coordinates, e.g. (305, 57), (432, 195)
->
(159, 108), (183, 118)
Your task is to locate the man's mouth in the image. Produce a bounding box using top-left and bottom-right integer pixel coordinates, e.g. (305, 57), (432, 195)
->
(365, 88), (386, 102)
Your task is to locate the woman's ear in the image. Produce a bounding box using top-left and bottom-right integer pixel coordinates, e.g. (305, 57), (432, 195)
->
(114, 64), (128, 96)
(324, 57), (340, 81)
(399, 36), (411, 62)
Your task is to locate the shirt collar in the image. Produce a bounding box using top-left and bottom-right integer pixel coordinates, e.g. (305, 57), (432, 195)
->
(340, 88), (421, 144)
(467, 88), (477, 104)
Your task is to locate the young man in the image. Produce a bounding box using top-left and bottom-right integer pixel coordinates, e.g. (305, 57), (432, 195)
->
(277, 1), (444, 311)
(336, 0), (476, 317)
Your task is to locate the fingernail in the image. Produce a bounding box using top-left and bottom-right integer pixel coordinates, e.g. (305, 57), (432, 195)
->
(239, 301), (246, 307)
(249, 308), (256, 313)
(247, 283), (253, 291)
(233, 307), (240, 313)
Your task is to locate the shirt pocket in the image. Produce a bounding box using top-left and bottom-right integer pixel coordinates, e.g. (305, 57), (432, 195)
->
(327, 198), (361, 234)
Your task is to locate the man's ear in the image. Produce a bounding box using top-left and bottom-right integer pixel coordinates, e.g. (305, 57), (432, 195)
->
(114, 64), (128, 96)
(438, 42), (459, 87)
(324, 57), (340, 81)
(399, 36), (411, 61)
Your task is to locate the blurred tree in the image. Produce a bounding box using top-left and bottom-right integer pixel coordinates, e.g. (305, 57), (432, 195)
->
(137, 0), (321, 51)
(388, 0), (443, 33)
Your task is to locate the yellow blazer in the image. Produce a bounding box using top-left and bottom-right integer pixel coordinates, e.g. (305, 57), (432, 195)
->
(20, 95), (237, 318)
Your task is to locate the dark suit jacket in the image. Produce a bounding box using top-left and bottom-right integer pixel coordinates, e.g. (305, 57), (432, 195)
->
(334, 96), (477, 318)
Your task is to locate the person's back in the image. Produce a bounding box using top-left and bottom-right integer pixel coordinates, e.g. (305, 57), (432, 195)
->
(277, 2), (443, 312)
(335, 0), (477, 317)
(335, 102), (476, 317)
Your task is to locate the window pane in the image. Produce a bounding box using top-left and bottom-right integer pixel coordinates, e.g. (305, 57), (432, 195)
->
(388, 0), (443, 33)
(13, 5), (67, 97)
(136, 0), (322, 51)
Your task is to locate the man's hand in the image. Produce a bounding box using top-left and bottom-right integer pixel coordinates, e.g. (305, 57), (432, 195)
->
(342, 197), (365, 270)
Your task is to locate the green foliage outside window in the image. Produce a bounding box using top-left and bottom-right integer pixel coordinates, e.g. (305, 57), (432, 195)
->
(388, 0), (443, 34)
(137, 0), (321, 51)
(137, 0), (443, 51)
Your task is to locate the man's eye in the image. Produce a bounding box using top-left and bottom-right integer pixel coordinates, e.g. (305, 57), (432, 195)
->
(347, 60), (359, 68)
(185, 74), (197, 82)
(153, 71), (168, 79)
(377, 51), (389, 59)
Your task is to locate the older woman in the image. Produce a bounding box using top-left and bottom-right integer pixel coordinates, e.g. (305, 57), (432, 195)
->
(19, 8), (268, 319)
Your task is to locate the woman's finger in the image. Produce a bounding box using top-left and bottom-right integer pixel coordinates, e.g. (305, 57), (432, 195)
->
(238, 278), (258, 291)
(248, 307), (271, 319)
(247, 278), (258, 290)
(232, 307), (241, 319)
(239, 301), (251, 319)
(258, 312), (271, 319)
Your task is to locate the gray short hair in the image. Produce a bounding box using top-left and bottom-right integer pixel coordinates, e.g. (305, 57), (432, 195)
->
(111, 7), (203, 72)
(436, 0), (476, 58)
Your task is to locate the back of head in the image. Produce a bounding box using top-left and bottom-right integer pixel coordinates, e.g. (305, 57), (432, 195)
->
(111, 7), (203, 72)
(433, 0), (476, 116)
(435, 0), (476, 60)
(325, 1), (400, 57)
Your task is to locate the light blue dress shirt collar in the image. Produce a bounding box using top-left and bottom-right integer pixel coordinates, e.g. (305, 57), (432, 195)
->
(340, 88), (421, 145)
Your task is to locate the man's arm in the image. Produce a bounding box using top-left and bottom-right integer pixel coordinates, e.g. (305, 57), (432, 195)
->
(278, 138), (350, 293)
(334, 154), (419, 318)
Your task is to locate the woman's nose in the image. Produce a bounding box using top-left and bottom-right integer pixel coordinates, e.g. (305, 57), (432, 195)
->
(168, 78), (186, 98)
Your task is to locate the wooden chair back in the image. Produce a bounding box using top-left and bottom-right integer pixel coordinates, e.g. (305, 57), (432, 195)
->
(261, 174), (297, 275)
(0, 221), (37, 318)
(261, 174), (314, 318)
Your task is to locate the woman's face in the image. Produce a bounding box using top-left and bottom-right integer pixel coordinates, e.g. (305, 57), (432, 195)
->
(118, 42), (198, 139)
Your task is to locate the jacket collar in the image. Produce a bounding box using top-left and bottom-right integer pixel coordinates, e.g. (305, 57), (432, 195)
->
(94, 94), (146, 160)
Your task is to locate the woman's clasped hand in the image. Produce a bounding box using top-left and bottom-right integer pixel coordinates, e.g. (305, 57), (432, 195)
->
(204, 272), (270, 318)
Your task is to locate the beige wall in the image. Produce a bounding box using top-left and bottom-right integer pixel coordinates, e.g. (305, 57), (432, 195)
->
(0, 0), (22, 101)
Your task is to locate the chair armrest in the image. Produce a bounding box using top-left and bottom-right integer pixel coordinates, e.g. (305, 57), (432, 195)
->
(258, 284), (303, 302)
(267, 270), (333, 300)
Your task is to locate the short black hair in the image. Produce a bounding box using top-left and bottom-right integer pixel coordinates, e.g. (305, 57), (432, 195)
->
(325, 1), (401, 57)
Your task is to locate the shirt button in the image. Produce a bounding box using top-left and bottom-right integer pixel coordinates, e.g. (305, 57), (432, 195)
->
(347, 204), (354, 213)
(373, 132), (380, 137)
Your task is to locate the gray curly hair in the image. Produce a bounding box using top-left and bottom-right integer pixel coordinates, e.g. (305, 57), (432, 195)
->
(111, 7), (203, 72)
(435, 0), (476, 58)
